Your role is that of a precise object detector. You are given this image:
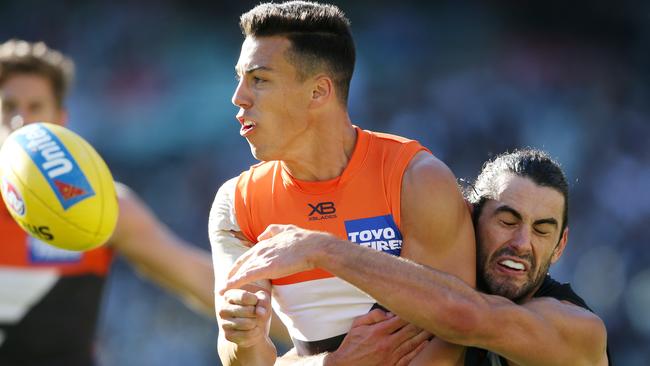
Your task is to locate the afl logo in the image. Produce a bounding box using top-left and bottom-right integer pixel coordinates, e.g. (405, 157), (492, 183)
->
(1, 177), (25, 216)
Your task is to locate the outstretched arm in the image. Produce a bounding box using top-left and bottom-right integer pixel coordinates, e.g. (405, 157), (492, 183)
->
(109, 182), (214, 315)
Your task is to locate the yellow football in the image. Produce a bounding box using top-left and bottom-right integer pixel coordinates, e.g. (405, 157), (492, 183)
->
(0, 122), (117, 251)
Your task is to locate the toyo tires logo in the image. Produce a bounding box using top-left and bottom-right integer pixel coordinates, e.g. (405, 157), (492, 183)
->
(1, 177), (25, 216)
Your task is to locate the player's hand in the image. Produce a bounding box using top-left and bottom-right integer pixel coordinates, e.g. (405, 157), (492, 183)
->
(220, 224), (333, 294)
(324, 309), (431, 366)
(218, 288), (272, 348)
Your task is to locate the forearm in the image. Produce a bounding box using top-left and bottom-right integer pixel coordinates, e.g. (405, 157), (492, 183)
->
(218, 335), (277, 366)
(313, 237), (484, 344)
(117, 237), (215, 315)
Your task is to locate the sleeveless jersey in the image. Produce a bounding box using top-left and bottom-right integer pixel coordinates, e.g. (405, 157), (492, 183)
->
(464, 275), (612, 365)
(0, 202), (113, 366)
(234, 127), (428, 354)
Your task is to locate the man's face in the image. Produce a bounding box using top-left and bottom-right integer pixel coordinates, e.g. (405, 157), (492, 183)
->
(232, 36), (314, 162)
(0, 73), (66, 143)
(476, 175), (568, 302)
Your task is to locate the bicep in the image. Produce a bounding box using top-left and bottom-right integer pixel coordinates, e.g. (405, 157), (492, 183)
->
(400, 153), (476, 287)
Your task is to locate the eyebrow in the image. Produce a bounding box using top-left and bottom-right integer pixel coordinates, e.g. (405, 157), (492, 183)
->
(494, 205), (558, 228)
(235, 65), (273, 75)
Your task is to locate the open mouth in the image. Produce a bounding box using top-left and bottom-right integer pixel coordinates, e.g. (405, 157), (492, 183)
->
(239, 119), (256, 136)
(497, 259), (526, 273)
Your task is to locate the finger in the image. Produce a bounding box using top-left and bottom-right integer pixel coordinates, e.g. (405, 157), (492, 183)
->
(224, 289), (259, 306)
(395, 337), (429, 366)
(393, 331), (431, 362)
(254, 290), (271, 318)
(350, 308), (391, 328)
(374, 314), (409, 334)
(389, 323), (422, 345)
(223, 265), (268, 294)
(226, 249), (255, 281)
(218, 303), (257, 319)
(257, 224), (286, 241)
(220, 317), (258, 332)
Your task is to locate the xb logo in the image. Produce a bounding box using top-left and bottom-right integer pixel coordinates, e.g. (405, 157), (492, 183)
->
(308, 201), (336, 216)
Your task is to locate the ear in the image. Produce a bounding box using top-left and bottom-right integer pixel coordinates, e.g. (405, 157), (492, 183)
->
(309, 74), (333, 109)
(550, 227), (569, 264)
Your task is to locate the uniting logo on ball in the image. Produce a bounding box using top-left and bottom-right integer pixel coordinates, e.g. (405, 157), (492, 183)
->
(14, 124), (95, 210)
(28, 236), (82, 263)
(344, 214), (402, 256)
(1, 177), (26, 216)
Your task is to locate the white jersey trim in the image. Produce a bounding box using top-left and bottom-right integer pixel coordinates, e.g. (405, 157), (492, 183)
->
(272, 277), (374, 341)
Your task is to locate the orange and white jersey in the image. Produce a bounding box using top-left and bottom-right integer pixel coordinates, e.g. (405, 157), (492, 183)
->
(212, 127), (428, 354)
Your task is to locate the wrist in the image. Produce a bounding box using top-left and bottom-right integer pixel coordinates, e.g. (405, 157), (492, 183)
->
(309, 232), (340, 268)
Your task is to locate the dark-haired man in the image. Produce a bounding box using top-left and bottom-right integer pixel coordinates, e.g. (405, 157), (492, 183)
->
(209, 1), (475, 365)
(0, 39), (215, 366)
(224, 149), (610, 365)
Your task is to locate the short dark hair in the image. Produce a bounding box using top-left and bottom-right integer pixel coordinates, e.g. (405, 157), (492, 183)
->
(0, 39), (74, 108)
(239, 1), (355, 105)
(467, 149), (569, 235)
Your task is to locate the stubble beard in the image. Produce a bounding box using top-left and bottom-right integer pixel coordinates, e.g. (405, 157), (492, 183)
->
(477, 245), (551, 303)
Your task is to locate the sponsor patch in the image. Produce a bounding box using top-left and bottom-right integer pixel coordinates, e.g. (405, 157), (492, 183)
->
(1, 177), (25, 216)
(28, 236), (82, 263)
(344, 215), (402, 256)
(14, 124), (94, 210)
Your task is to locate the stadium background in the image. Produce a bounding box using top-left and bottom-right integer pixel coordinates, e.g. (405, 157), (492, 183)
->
(1, 0), (648, 365)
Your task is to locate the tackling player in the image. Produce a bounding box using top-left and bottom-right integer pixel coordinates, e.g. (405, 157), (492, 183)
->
(224, 149), (611, 365)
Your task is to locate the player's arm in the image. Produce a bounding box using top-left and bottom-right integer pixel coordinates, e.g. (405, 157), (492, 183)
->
(275, 310), (429, 366)
(398, 152), (476, 361)
(464, 295), (608, 366)
(108, 182), (214, 315)
(225, 226), (608, 365)
(210, 178), (276, 366)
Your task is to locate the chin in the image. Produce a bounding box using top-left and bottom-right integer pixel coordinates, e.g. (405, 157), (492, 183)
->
(482, 272), (528, 302)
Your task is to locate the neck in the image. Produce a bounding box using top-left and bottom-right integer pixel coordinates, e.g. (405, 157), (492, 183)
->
(282, 110), (356, 181)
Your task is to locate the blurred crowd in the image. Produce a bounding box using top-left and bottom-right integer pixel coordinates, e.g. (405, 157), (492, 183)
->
(2, 0), (648, 365)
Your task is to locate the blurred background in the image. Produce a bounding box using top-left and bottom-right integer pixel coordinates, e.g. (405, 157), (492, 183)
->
(1, 0), (648, 364)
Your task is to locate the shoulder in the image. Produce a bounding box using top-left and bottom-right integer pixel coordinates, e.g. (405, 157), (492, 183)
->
(402, 152), (463, 215)
(366, 128), (419, 145)
(403, 152), (457, 187)
(209, 177), (241, 234)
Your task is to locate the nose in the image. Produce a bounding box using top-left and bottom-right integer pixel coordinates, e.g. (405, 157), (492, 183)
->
(509, 226), (532, 252)
(231, 79), (252, 109)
